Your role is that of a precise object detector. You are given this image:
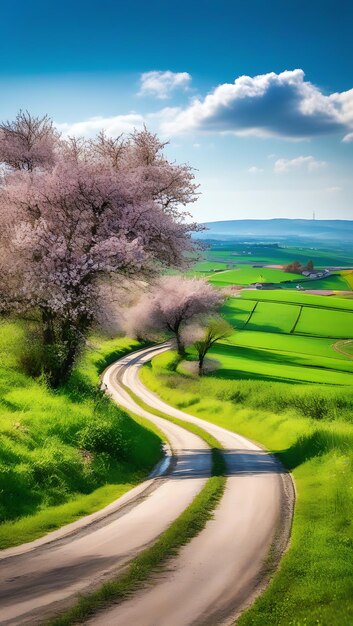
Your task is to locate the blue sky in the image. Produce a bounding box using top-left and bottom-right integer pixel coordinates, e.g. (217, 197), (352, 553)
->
(1, 0), (353, 222)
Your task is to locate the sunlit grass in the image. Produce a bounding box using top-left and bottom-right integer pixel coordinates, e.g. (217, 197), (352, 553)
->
(0, 322), (162, 548)
(140, 353), (353, 625)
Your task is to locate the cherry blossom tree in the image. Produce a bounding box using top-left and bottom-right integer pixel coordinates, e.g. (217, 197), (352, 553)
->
(0, 113), (200, 385)
(125, 276), (224, 356)
(0, 111), (58, 171)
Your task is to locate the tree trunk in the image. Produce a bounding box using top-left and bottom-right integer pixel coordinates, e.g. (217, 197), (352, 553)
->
(175, 331), (185, 357)
(55, 320), (84, 387)
(198, 354), (205, 376)
(40, 311), (85, 388)
(41, 309), (55, 346)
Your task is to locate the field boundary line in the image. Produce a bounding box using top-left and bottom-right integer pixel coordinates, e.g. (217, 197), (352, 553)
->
(239, 296), (353, 313)
(242, 300), (258, 328)
(290, 305), (303, 334)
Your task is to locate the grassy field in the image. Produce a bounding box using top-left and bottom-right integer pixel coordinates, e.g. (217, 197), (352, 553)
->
(240, 290), (353, 309)
(140, 352), (353, 625)
(295, 306), (353, 338)
(205, 266), (353, 292)
(0, 322), (162, 548)
(342, 270), (353, 289)
(205, 293), (353, 385)
(134, 249), (353, 624)
(189, 245), (353, 291)
(207, 342), (353, 385)
(245, 300), (299, 333)
(282, 272), (353, 291)
(208, 267), (301, 286)
(204, 243), (353, 267)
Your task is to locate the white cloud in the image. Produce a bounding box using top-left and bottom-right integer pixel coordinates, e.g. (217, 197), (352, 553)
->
(248, 166), (264, 173)
(161, 69), (353, 139)
(343, 132), (353, 142)
(55, 114), (145, 137)
(138, 70), (191, 99)
(325, 186), (342, 192)
(274, 155), (327, 174)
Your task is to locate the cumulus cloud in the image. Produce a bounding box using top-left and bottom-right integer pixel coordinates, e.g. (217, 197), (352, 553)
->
(274, 155), (327, 173)
(343, 132), (353, 142)
(248, 166), (264, 173)
(55, 114), (145, 137)
(138, 70), (192, 99)
(161, 69), (353, 139)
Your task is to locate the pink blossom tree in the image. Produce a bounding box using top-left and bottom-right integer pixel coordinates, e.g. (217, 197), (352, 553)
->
(125, 276), (224, 356)
(0, 113), (201, 385)
(0, 111), (58, 171)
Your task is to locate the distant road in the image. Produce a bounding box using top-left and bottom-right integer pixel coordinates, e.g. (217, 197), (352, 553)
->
(333, 339), (353, 359)
(0, 345), (294, 625)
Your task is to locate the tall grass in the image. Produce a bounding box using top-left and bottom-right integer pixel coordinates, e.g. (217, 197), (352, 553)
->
(0, 322), (162, 548)
(141, 351), (353, 625)
(150, 350), (353, 422)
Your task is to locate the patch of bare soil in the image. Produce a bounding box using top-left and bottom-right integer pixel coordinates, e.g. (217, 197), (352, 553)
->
(181, 358), (220, 375)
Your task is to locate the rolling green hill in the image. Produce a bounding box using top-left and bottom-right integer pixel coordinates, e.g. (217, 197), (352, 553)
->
(207, 293), (353, 384)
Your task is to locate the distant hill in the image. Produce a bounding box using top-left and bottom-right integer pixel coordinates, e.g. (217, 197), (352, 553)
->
(194, 219), (353, 243)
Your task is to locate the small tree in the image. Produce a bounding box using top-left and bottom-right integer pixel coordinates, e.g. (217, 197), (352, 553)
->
(283, 261), (303, 274)
(193, 317), (233, 375)
(306, 260), (314, 271)
(125, 276), (224, 356)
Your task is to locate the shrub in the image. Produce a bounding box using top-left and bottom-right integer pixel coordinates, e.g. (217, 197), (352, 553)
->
(77, 419), (128, 459)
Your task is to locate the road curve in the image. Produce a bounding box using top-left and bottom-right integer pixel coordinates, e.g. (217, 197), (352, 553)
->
(0, 346), (212, 625)
(87, 344), (295, 626)
(333, 339), (353, 359)
(0, 344), (294, 626)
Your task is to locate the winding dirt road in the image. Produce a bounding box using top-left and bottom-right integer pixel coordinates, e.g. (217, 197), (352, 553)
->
(0, 345), (294, 625)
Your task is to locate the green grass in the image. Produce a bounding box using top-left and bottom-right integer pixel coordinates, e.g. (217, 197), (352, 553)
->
(140, 352), (353, 626)
(342, 271), (353, 289)
(205, 244), (353, 267)
(221, 298), (257, 328)
(208, 266), (301, 286)
(245, 301), (300, 333)
(295, 306), (353, 339)
(334, 340), (353, 358)
(286, 273), (352, 291)
(214, 294), (353, 385)
(205, 342), (353, 385)
(228, 330), (349, 361)
(239, 290), (353, 310)
(48, 423), (226, 626)
(0, 322), (162, 548)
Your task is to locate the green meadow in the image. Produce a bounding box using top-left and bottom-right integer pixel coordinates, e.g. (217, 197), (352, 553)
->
(282, 272), (353, 291)
(200, 293), (353, 385)
(140, 348), (353, 625)
(208, 266), (300, 286)
(240, 289), (353, 308)
(0, 322), (162, 548)
(204, 243), (353, 267)
(137, 258), (353, 623)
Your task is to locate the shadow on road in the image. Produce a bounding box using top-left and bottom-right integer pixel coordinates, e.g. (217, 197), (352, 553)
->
(171, 449), (284, 479)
